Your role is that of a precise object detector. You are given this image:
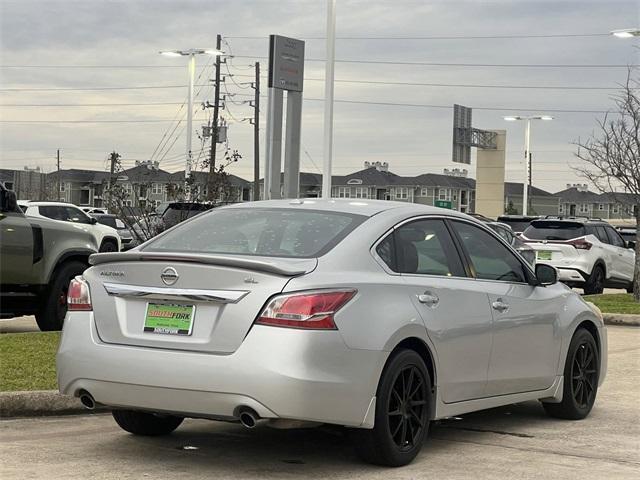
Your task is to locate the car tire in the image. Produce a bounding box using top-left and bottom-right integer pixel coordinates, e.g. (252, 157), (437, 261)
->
(352, 349), (432, 467)
(583, 265), (604, 295)
(542, 328), (599, 420)
(99, 240), (118, 252)
(627, 281), (635, 294)
(112, 410), (184, 436)
(35, 260), (87, 331)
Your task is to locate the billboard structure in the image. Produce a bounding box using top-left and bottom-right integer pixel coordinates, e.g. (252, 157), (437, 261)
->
(452, 104), (498, 164)
(264, 35), (305, 199)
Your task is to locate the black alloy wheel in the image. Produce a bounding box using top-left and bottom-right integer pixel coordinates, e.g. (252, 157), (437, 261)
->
(387, 365), (428, 452)
(352, 349), (432, 467)
(542, 328), (599, 420)
(571, 341), (598, 409)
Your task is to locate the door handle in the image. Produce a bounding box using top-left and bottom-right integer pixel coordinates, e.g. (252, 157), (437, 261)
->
(491, 299), (509, 312)
(418, 292), (439, 307)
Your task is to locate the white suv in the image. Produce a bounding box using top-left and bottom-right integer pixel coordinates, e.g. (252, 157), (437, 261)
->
(23, 202), (121, 252)
(521, 218), (635, 294)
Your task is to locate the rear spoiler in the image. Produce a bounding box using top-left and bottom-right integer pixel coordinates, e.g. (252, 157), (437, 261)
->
(89, 251), (317, 277)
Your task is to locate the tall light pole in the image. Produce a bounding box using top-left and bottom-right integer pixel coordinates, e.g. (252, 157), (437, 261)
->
(504, 115), (553, 216)
(321, 0), (337, 199)
(159, 48), (222, 199)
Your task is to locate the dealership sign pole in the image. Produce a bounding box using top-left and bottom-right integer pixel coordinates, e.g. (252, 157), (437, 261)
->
(265, 35), (305, 199)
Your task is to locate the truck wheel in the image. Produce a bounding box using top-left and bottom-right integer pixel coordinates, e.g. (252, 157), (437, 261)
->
(35, 260), (87, 331)
(99, 240), (118, 252)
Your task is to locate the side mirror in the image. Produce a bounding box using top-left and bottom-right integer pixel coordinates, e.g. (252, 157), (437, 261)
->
(627, 240), (636, 250)
(536, 263), (558, 286)
(0, 189), (18, 213)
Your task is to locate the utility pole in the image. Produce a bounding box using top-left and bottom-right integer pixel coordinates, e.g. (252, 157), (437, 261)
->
(208, 34), (223, 200)
(56, 149), (61, 201)
(252, 62), (260, 201)
(528, 152), (532, 213)
(107, 151), (120, 208)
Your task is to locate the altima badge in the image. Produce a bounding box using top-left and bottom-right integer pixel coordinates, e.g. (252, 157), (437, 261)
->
(160, 267), (179, 286)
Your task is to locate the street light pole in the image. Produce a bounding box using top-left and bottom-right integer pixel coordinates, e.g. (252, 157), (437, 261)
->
(186, 53), (195, 192)
(159, 48), (223, 200)
(321, 0), (337, 199)
(523, 118), (531, 216)
(504, 115), (553, 216)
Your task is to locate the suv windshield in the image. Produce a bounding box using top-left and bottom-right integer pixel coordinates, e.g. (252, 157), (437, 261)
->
(523, 221), (586, 241)
(144, 208), (366, 258)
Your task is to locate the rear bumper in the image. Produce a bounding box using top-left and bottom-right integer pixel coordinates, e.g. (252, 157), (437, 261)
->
(556, 267), (589, 284)
(57, 312), (385, 427)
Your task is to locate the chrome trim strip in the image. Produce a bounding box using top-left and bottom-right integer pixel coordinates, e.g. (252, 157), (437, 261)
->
(103, 282), (249, 303)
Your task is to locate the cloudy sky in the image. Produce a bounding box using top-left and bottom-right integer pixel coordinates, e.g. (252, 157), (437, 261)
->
(1, 0), (638, 193)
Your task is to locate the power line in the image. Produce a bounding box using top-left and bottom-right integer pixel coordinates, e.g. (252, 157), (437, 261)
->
(231, 55), (636, 68)
(1, 79), (625, 94)
(225, 32), (612, 40)
(1, 102), (186, 107)
(0, 119), (177, 124)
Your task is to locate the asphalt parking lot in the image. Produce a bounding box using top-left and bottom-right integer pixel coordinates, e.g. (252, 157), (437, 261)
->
(1, 325), (638, 479)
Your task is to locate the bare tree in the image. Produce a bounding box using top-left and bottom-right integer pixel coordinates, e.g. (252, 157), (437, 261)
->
(573, 71), (640, 301)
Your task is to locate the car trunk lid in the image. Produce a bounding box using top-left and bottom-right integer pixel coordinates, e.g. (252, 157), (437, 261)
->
(85, 253), (316, 353)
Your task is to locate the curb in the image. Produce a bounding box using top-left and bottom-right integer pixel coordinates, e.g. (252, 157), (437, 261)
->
(0, 390), (109, 418)
(602, 313), (640, 327)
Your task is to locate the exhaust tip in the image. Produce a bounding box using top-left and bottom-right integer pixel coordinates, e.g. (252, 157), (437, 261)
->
(78, 390), (96, 410)
(238, 409), (259, 429)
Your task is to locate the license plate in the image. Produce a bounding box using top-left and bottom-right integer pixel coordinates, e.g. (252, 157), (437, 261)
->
(144, 303), (195, 336)
(537, 250), (553, 261)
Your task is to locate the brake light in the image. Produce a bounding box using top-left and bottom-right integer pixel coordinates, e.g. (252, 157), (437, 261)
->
(67, 276), (92, 311)
(568, 238), (592, 250)
(255, 289), (357, 330)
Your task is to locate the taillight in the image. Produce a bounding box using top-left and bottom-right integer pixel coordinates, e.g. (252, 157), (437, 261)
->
(255, 289), (357, 330)
(568, 238), (592, 250)
(67, 276), (92, 311)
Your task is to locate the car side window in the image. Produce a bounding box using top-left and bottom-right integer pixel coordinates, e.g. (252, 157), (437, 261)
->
(38, 205), (64, 220)
(595, 226), (609, 244)
(377, 219), (465, 277)
(63, 207), (91, 224)
(451, 221), (527, 283)
(605, 226), (625, 248)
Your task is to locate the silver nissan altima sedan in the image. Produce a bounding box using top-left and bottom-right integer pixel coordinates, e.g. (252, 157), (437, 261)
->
(57, 199), (607, 466)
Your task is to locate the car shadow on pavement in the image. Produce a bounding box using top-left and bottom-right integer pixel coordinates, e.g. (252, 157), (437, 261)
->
(98, 401), (555, 474)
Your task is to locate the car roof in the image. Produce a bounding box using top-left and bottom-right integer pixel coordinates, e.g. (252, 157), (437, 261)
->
(26, 201), (81, 207)
(221, 198), (473, 219)
(533, 216), (609, 225)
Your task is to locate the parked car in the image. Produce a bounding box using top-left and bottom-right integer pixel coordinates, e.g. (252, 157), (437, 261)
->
(521, 218), (635, 294)
(157, 201), (214, 229)
(22, 201), (121, 252)
(81, 207), (108, 215)
(617, 227), (637, 247)
(496, 215), (541, 234)
(90, 213), (138, 250)
(485, 221), (536, 266)
(0, 185), (98, 330)
(58, 199), (607, 466)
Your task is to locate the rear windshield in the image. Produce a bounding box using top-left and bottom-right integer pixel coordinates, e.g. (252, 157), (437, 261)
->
(496, 217), (534, 232)
(523, 221), (585, 241)
(144, 208), (366, 258)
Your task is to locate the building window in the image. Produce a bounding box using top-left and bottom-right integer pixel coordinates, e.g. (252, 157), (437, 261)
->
(559, 204), (564, 214)
(123, 183), (132, 197)
(395, 187), (408, 200)
(438, 188), (452, 201)
(59, 182), (65, 192)
(598, 204), (605, 211)
(151, 183), (163, 195)
(579, 203), (589, 214)
(420, 187), (428, 197)
(4, 182), (14, 191)
(354, 187), (368, 199)
(612, 204), (620, 214)
(335, 186), (350, 198)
